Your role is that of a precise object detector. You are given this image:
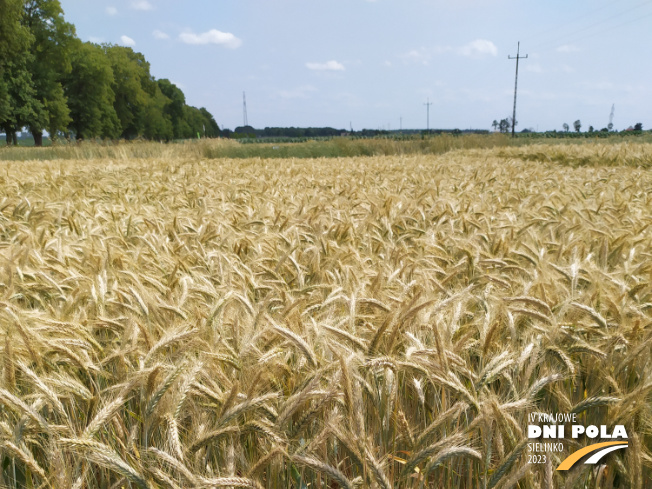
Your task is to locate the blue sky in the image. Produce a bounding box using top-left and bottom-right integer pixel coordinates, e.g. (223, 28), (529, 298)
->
(59, 0), (652, 132)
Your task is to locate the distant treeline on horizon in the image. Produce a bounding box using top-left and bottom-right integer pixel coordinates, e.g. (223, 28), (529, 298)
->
(0, 0), (219, 146)
(226, 126), (490, 138)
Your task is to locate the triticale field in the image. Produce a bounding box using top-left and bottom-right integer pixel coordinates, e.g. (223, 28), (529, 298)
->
(0, 141), (651, 488)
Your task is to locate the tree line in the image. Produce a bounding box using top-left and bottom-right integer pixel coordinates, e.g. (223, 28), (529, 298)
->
(227, 126), (346, 139)
(493, 116), (645, 135)
(0, 0), (219, 145)
(491, 118), (516, 134)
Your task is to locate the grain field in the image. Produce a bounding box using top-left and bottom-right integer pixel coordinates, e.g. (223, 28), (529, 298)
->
(0, 143), (651, 488)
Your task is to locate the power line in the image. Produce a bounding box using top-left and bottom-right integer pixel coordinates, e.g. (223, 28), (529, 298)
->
(461, 1), (652, 120)
(508, 42), (528, 138)
(539, 8), (652, 51)
(529, 0), (652, 51)
(525, 0), (615, 43)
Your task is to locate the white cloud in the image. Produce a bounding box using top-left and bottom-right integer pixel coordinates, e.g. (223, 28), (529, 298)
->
(457, 39), (497, 57)
(402, 48), (432, 65)
(306, 60), (345, 71)
(402, 40), (497, 65)
(131, 0), (153, 11)
(120, 35), (136, 47)
(179, 29), (242, 49)
(153, 29), (169, 40)
(557, 44), (580, 53)
(106, 6), (117, 15)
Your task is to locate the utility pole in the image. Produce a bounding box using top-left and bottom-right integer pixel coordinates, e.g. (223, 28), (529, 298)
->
(424, 98), (433, 133)
(400, 116), (402, 131)
(242, 91), (248, 127)
(508, 42), (527, 138)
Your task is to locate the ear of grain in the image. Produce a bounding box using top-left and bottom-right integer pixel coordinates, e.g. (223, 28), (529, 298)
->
(488, 440), (528, 489)
(2, 441), (47, 481)
(61, 438), (150, 489)
(145, 364), (184, 420)
(16, 360), (68, 420)
(269, 320), (318, 368)
(3, 333), (15, 391)
(292, 455), (355, 489)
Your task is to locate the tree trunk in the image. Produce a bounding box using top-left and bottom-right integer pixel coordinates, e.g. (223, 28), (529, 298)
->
(32, 129), (43, 147)
(5, 129), (17, 146)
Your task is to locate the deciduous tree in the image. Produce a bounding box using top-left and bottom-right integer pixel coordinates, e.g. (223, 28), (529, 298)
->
(573, 120), (581, 133)
(64, 41), (120, 139)
(200, 108), (220, 137)
(142, 85), (173, 141)
(0, 0), (28, 127)
(158, 78), (188, 139)
(105, 45), (151, 139)
(1, 56), (45, 145)
(22, 0), (76, 145)
(0, 0), (37, 144)
(1, 3), (219, 144)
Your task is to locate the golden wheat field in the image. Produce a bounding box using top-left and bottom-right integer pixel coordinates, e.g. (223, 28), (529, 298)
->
(0, 142), (651, 489)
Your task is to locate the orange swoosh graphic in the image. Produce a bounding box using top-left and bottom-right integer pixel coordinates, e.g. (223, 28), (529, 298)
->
(557, 441), (628, 471)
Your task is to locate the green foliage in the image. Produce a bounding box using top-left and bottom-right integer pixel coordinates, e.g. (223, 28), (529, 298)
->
(64, 41), (120, 139)
(105, 45), (151, 139)
(156, 79), (220, 140)
(1, 56), (46, 143)
(0, 0), (34, 138)
(142, 85), (174, 141)
(0, 0), (29, 60)
(0, 2), (219, 143)
(0, 79), (8, 127)
(42, 81), (70, 142)
(22, 0), (76, 144)
(200, 107), (220, 137)
(184, 106), (207, 139)
(157, 78), (188, 139)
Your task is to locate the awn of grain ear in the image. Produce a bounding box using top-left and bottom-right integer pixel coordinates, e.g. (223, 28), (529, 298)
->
(2, 441), (47, 481)
(3, 333), (15, 391)
(292, 454), (355, 489)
